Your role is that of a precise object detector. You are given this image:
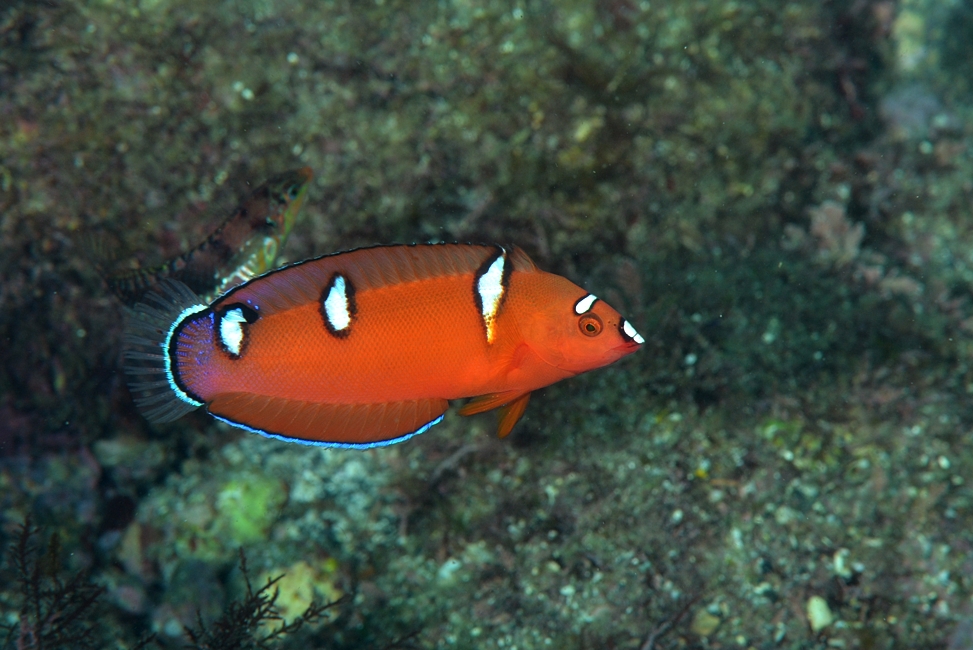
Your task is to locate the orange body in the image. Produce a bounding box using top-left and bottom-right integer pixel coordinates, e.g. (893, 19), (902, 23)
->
(127, 244), (642, 447)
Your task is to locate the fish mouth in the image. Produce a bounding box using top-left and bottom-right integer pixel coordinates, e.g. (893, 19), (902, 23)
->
(612, 341), (641, 354)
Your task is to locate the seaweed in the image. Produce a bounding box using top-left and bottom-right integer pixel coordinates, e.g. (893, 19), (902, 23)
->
(637, 595), (698, 650)
(0, 516), (106, 650)
(0, 518), (342, 649)
(182, 549), (340, 650)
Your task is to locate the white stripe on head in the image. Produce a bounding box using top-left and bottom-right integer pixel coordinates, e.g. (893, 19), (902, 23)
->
(477, 250), (507, 343)
(574, 294), (597, 314)
(622, 319), (645, 345)
(324, 275), (351, 332)
(219, 308), (247, 356)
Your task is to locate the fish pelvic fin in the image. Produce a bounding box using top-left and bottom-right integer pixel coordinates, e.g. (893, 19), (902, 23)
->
(458, 390), (532, 438)
(122, 279), (208, 423)
(496, 393), (531, 438)
(457, 390), (526, 416)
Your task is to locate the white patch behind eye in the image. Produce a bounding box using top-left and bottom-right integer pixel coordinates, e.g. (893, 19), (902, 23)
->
(477, 251), (506, 343)
(622, 319), (645, 345)
(574, 294), (597, 314)
(324, 275), (351, 331)
(220, 308), (247, 355)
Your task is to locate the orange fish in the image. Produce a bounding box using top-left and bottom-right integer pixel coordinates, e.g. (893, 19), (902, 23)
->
(124, 244), (643, 448)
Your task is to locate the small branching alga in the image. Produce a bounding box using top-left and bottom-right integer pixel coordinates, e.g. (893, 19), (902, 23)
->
(0, 516), (110, 650)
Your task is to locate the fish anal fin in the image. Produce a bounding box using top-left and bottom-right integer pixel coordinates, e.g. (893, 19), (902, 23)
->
(207, 393), (448, 448)
(496, 392), (531, 438)
(458, 390), (527, 417)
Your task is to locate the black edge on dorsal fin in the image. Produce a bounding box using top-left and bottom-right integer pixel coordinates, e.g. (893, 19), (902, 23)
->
(122, 279), (208, 423)
(209, 242), (507, 318)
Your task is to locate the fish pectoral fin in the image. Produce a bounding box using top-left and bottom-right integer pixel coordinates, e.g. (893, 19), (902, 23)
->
(496, 392), (531, 439)
(458, 390), (528, 417)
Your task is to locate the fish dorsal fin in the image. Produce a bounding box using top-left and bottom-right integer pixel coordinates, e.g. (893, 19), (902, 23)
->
(207, 394), (448, 448)
(507, 245), (537, 272)
(216, 243), (528, 316)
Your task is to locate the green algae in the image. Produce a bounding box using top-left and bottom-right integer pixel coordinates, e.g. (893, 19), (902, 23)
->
(216, 476), (286, 549)
(131, 462), (287, 567)
(257, 558), (342, 629)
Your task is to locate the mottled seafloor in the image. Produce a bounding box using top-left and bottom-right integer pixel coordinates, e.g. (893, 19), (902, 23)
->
(3, 0), (973, 648)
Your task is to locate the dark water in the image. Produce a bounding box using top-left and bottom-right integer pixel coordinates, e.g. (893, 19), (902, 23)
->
(2, 0), (973, 647)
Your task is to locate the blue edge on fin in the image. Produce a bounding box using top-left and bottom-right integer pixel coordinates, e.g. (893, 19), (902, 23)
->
(210, 413), (446, 450)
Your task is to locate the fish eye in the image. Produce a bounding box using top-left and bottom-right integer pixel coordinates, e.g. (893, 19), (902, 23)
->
(286, 184), (300, 200)
(579, 314), (603, 337)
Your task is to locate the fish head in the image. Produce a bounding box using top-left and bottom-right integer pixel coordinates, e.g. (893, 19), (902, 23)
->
(264, 166), (314, 237)
(518, 272), (643, 376)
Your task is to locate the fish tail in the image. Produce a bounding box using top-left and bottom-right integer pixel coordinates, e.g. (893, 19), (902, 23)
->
(75, 230), (121, 271)
(107, 266), (172, 306)
(123, 279), (208, 423)
(75, 229), (170, 305)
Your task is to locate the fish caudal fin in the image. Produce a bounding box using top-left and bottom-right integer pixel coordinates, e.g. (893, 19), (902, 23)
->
(206, 394), (449, 449)
(459, 390), (531, 437)
(75, 230), (122, 271)
(123, 279), (208, 423)
(77, 230), (157, 305)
